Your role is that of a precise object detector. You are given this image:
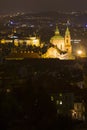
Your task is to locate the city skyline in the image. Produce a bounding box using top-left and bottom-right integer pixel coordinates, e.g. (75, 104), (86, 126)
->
(0, 0), (87, 14)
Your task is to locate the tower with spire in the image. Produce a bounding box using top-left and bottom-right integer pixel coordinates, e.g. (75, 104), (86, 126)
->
(65, 26), (72, 54)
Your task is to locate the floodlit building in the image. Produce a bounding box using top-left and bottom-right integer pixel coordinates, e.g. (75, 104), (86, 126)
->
(72, 101), (85, 121)
(1, 24), (87, 60)
(0, 36), (40, 47)
(42, 25), (74, 59)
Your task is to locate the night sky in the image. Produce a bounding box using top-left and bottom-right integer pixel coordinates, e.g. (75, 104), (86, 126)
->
(0, 0), (87, 14)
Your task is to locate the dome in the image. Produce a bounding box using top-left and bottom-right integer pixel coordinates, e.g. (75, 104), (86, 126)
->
(50, 35), (64, 41)
(50, 25), (64, 46)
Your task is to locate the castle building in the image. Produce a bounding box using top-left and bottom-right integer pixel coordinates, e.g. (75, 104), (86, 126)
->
(42, 25), (74, 59)
(0, 28), (40, 47)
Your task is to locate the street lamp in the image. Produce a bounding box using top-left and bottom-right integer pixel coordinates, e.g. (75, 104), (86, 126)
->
(77, 50), (82, 55)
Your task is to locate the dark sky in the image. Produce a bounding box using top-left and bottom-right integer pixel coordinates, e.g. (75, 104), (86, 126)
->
(0, 0), (87, 14)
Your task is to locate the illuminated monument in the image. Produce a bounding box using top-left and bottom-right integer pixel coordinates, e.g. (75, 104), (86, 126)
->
(0, 26), (40, 47)
(0, 24), (77, 60)
(42, 25), (74, 59)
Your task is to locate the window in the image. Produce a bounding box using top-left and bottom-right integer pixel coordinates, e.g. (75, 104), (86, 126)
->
(60, 101), (62, 105)
(51, 96), (54, 101)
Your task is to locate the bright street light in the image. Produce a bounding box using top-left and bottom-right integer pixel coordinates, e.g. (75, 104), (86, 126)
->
(77, 50), (82, 55)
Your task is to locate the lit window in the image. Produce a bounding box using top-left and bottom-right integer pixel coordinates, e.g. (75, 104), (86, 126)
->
(51, 96), (54, 101)
(59, 93), (62, 97)
(60, 101), (62, 105)
(6, 89), (11, 93)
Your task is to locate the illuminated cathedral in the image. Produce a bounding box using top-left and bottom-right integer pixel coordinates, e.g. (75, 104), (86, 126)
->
(42, 25), (74, 59)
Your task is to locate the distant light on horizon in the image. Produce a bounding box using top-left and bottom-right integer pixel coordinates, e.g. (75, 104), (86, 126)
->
(10, 21), (14, 25)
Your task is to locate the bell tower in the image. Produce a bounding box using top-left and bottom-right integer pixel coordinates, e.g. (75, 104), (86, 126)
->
(65, 27), (72, 54)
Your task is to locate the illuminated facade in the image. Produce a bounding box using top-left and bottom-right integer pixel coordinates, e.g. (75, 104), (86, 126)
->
(50, 26), (65, 51)
(72, 102), (85, 121)
(42, 25), (74, 59)
(14, 36), (40, 47)
(0, 36), (40, 47)
(0, 25), (82, 60)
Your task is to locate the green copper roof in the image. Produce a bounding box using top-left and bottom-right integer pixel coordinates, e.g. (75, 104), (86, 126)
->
(50, 25), (64, 40)
(51, 35), (64, 40)
(50, 25), (64, 41)
(65, 27), (70, 35)
(55, 25), (60, 35)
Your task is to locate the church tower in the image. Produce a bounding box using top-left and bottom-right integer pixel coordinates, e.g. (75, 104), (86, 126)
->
(65, 27), (72, 54)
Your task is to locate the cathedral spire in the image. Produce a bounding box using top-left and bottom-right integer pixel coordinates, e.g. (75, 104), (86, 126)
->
(65, 20), (70, 34)
(55, 24), (60, 35)
(65, 26), (70, 35)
